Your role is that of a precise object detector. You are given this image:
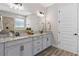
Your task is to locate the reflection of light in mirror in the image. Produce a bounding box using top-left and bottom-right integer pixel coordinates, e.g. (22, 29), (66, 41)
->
(37, 11), (44, 17)
(0, 16), (3, 32)
(8, 3), (24, 10)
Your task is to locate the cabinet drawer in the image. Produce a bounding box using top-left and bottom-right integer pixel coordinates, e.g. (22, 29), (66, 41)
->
(33, 36), (39, 41)
(33, 36), (42, 41)
(33, 46), (42, 55)
(5, 38), (32, 47)
(33, 39), (42, 47)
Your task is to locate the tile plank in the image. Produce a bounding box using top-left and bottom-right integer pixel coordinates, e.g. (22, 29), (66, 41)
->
(36, 47), (78, 56)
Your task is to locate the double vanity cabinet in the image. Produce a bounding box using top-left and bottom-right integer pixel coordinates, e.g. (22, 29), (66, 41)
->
(0, 32), (52, 56)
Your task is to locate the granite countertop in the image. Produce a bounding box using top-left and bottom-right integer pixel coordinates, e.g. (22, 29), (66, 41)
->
(0, 33), (48, 43)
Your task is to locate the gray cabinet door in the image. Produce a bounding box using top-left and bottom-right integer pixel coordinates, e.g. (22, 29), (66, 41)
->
(42, 36), (47, 50)
(0, 43), (4, 56)
(43, 34), (52, 50)
(21, 42), (33, 56)
(46, 34), (52, 47)
(5, 45), (20, 56)
(5, 38), (33, 56)
(33, 37), (43, 55)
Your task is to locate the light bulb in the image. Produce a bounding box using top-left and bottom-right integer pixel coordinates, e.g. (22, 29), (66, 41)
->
(19, 6), (24, 10)
(14, 5), (18, 9)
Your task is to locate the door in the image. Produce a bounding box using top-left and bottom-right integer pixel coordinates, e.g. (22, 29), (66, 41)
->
(5, 45), (20, 56)
(58, 4), (77, 53)
(77, 4), (79, 55)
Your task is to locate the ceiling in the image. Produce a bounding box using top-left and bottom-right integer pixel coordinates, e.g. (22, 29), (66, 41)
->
(0, 3), (54, 16)
(41, 3), (54, 7)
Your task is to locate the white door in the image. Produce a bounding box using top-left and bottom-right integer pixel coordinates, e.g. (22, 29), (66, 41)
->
(77, 3), (79, 55)
(5, 45), (20, 56)
(58, 4), (77, 54)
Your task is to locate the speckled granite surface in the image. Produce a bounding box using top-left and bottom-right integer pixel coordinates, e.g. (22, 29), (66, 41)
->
(0, 33), (48, 43)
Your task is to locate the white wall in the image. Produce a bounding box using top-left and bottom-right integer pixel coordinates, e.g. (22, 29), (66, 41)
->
(46, 4), (58, 47)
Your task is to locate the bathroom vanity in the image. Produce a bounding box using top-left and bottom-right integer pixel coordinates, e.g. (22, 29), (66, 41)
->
(0, 32), (52, 56)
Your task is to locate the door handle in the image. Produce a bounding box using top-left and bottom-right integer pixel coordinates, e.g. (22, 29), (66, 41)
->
(74, 33), (78, 35)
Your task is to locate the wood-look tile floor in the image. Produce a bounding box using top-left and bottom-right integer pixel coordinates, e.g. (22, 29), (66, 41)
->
(36, 47), (78, 56)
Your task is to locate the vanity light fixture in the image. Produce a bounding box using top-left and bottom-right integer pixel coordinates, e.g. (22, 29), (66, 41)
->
(37, 11), (44, 17)
(8, 3), (24, 10)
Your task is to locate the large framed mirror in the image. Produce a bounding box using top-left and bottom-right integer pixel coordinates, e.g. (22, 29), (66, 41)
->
(26, 13), (46, 34)
(0, 16), (3, 32)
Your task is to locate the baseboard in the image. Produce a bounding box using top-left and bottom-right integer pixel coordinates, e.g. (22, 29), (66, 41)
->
(52, 44), (78, 55)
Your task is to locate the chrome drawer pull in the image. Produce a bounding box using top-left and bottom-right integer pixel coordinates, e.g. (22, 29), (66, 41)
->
(20, 45), (24, 51)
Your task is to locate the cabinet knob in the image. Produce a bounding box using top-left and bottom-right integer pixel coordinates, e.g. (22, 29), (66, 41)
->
(74, 33), (78, 35)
